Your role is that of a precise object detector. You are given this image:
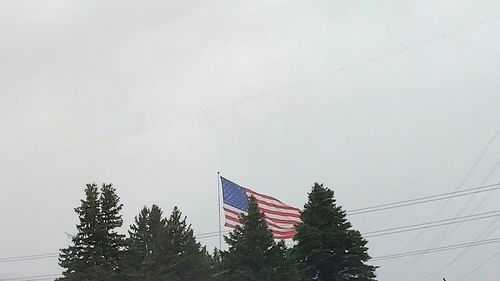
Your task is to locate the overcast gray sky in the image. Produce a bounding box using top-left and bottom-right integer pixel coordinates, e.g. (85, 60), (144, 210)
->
(1, 0), (500, 280)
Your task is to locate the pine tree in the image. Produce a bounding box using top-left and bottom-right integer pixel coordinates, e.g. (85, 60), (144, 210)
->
(98, 183), (125, 278)
(122, 205), (211, 281)
(294, 183), (377, 281)
(209, 248), (227, 280)
(274, 240), (301, 281)
(121, 205), (166, 280)
(156, 206), (211, 281)
(221, 196), (289, 281)
(58, 183), (125, 281)
(58, 184), (100, 280)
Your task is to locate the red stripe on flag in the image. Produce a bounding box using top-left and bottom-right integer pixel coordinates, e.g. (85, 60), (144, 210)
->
(255, 198), (302, 212)
(270, 229), (297, 236)
(265, 220), (296, 231)
(225, 223), (239, 229)
(259, 207), (301, 218)
(244, 188), (286, 203)
(264, 215), (300, 225)
(225, 215), (240, 224)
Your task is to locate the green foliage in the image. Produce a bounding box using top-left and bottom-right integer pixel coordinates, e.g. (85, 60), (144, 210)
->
(122, 205), (211, 281)
(209, 248), (227, 279)
(294, 183), (377, 281)
(58, 181), (378, 281)
(58, 183), (125, 281)
(121, 205), (165, 280)
(221, 196), (296, 281)
(99, 184), (125, 271)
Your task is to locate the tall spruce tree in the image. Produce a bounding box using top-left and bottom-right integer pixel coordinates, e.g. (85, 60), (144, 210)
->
(209, 248), (226, 280)
(222, 196), (291, 281)
(294, 183), (377, 281)
(122, 205), (211, 281)
(121, 205), (166, 280)
(58, 183), (125, 281)
(58, 184), (100, 280)
(98, 184), (125, 277)
(275, 240), (301, 281)
(156, 206), (211, 281)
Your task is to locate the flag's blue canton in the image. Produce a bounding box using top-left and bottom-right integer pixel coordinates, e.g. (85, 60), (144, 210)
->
(221, 177), (249, 211)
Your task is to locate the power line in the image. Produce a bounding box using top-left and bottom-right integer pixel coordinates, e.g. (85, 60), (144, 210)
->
(381, 125), (500, 279)
(456, 246), (500, 280)
(194, 209), (500, 240)
(0, 253), (58, 263)
(8, 237), (500, 281)
(0, 229), (233, 263)
(5, 207), (500, 264)
(347, 182), (500, 215)
(407, 125), (500, 242)
(423, 213), (500, 280)
(372, 236), (500, 262)
(5, 236), (500, 281)
(4, 181), (500, 263)
(4, 181), (500, 266)
(422, 156), (500, 280)
(363, 209), (500, 238)
(6, 237), (500, 281)
(0, 274), (62, 281)
(427, 153), (500, 249)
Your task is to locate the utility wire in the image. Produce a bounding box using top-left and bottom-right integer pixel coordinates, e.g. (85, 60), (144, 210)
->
(0, 274), (62, 281)
(5, 208), (500, 263)
(456, 245), (500, 280)
(382, 125), (500, 279)
(424, 212), (500, 280)
(0, 253), (59, 263)
(363, 209), (500, 238)
(347, 182), (500, 215)
(372, 236), (500, 262)
(7, 237), (500, 280)
(0, 229), (233, 263)
(427, 152), (500, 249)
(4, 182), (500, 263)
(422, 154), (500, 280)
(13, 234), (500, 281)
(8, 236), (500, 281)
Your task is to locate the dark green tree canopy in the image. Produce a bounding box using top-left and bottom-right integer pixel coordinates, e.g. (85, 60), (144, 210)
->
(58, 181), (377, 281)
(122, 205), (211, 281)
(58, 183), (125, 281)
(294, 183), (377, 281)
(222, 196), (293, 281)
(99, 184), (125, 271)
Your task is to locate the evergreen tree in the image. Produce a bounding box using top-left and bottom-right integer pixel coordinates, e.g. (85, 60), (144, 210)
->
(209, 248), (227, 280)
(274, 240), (301, 281)
(58, 184), (100, 280)
(156, 206), (211, 281)
(121, 205), (166, 280)
(99, 184), (125, 274)
(122, 205), (211, 281)
(294, 183), (377, 281)
(222, 196), (290, 281)
(58, 183), (125, 281)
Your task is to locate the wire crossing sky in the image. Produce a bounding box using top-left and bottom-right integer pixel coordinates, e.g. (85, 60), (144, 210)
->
(0, 0), (499, 280)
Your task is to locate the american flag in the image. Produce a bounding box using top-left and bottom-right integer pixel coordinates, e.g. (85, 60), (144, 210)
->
(221, 177), (302, 240)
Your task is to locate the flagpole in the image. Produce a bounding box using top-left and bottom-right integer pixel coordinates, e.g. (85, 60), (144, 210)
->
(217, 171), (222, 249)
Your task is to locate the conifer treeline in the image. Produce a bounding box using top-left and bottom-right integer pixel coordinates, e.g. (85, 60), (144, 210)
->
(58, 183), (377, 281)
